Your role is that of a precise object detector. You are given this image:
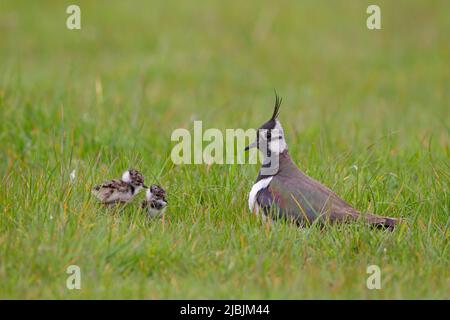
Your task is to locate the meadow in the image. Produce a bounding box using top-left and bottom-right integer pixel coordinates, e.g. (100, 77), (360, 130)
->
(0, 0), (448, 299)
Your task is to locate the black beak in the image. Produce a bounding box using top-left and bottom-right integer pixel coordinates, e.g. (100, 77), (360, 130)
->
(244, 140), (257, 151)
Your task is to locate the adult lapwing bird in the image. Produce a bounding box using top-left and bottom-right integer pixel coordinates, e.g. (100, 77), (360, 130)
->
(141, 184), (168, 218)
(92, 169), (148, 205)
(245, 93), (400, 229)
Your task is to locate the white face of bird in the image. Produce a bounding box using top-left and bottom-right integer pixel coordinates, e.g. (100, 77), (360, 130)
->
(145, 188), (153, 201)
(245, 120), (287, 152)
(259, 120), (288, 156)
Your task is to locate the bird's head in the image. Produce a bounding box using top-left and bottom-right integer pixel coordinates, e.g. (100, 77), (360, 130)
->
(145, 184), (167, 201)
(245, 92), (287, 157)
(122, 169), (147, 189)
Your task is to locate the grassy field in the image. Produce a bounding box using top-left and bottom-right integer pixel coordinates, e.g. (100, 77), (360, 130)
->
(0, 0), (448, 299)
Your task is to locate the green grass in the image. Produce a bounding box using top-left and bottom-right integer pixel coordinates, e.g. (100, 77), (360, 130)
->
(0, 0), (449, 299)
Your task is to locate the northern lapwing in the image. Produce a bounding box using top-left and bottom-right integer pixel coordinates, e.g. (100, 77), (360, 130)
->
(92, 169), (148, 205)
(244, 93), (400, 229)
(141, 184), (168, 218)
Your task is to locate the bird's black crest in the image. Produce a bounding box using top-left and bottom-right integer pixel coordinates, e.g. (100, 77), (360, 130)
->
(271, 91), (282, 120)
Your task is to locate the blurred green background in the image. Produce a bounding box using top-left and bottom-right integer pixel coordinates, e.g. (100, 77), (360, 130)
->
(0, 1), (448, 299)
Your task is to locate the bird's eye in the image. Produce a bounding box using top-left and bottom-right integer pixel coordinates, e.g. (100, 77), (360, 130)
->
(260, 130), (271, 140)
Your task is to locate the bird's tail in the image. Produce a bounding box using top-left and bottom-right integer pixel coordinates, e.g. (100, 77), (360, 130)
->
(364, 213), (401, 230)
